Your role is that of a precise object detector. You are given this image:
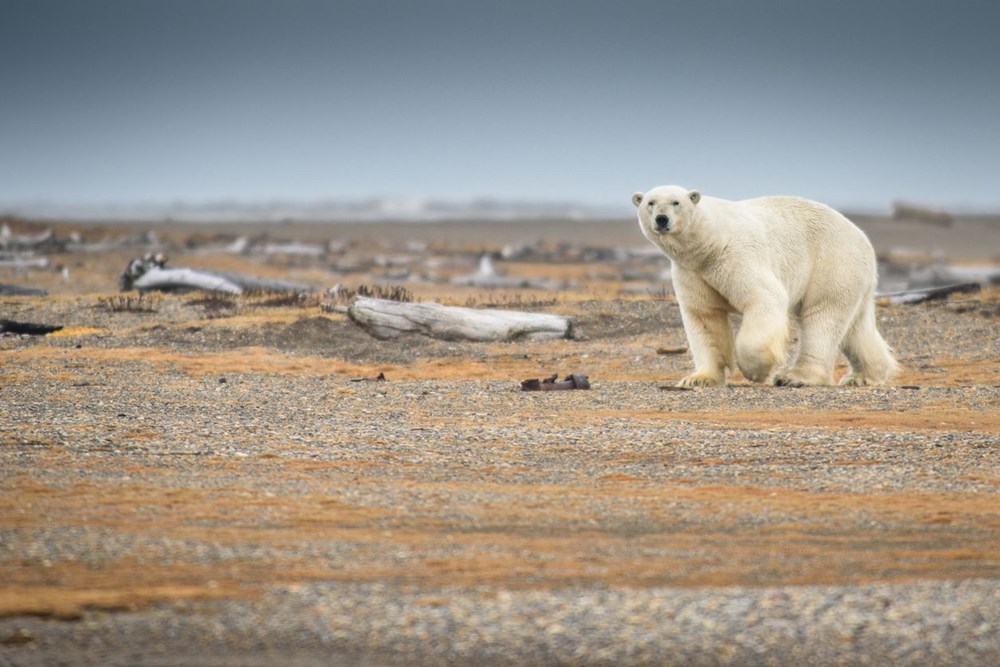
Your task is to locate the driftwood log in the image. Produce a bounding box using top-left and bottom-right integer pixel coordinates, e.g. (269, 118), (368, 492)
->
(347, 296), (573, 342)
(0, 254), (49, 269)
(891, 201), (953, 227)
(0, 319), (62, 335)
(131, 269), (311, 295)
(879, 282), (982, 305)
(0, 225), (58, 250)
(521, 373), (590, 391)
(131, 267), (244, 294)
(0, 283), (48, 296)
(119, 254), (312, 294)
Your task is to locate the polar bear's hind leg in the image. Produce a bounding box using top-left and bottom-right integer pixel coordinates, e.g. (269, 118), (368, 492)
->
(839, 300), (898, 386)
(774, 307), (846, 386)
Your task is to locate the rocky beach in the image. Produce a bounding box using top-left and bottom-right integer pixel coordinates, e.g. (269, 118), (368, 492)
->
(1, 212), (999, 665)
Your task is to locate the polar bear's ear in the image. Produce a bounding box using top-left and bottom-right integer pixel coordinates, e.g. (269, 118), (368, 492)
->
(688, 190), (701, 205)
(631, 192), (644, 208)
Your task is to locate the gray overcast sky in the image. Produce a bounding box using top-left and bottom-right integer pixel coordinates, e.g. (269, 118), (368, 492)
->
(1, 0), (998, 210)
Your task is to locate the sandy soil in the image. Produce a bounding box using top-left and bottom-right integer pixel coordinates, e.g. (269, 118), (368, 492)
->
(1, 215), (998, 665)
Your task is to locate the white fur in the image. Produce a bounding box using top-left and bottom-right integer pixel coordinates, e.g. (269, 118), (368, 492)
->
(632, 185), (898, 387)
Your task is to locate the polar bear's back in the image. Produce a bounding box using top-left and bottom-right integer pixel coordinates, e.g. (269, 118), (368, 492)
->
(725, 195), (877, 301)
(736, 195), (873, 257)
(740, 195), (861, 235)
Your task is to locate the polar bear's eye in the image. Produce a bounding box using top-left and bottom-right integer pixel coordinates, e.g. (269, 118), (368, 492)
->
(647, 200), (656, 208)
(671, 200), (680, 206)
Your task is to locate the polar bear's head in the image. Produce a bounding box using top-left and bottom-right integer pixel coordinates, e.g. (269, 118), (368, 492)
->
(631, 186), (701, 237)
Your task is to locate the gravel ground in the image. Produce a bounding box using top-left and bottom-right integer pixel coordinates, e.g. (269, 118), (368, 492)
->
(3, 579), (999, 666)
(1, 220), (999, 665)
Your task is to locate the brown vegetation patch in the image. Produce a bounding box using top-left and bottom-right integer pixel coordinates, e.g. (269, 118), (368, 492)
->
(1, 575), (252, 621)
(3, 447), (998, 617)
(46, 326), (109, 337)
(923, 356), (1000, 385)
(551, 403), (1000, 434)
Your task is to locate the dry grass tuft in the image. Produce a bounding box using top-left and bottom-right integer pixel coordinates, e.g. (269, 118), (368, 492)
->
(184, 292), (239, 318)
(462, 292), (561, 310)
(243, 290), (320, 310)
(97, 292), (161, 313)
(322, 283), (415, 311)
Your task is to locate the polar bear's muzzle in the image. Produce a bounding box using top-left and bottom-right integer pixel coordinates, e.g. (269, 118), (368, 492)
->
(654, 214), (671, 232)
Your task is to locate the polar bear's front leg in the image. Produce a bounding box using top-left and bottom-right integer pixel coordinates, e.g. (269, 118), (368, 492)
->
(675, 302), (734, 387)
(672, 268), (734, 387)
(734, 301), (789, 384)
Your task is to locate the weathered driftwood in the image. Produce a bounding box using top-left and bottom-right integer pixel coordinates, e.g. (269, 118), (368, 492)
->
(214, 272), (312, 294)
(521, 373), (590, 391)
(119, 254), (312, 294)
(259, 241), (327, 258)
(0, 319), (62, 335)
(879, 282), (981, 304)
(892, 201), (953, 227)
(940, 264), (1000, 286)
(0, 283), (48, 296)
(131, 268), (312, 294)
(132, 267), (244, 294)
(0, 225), (58, 250)
(64, 230), (160, 254)
(347, 296), (573, 342)
(0, 254), (50, 269)
(350, 372), (387, 383)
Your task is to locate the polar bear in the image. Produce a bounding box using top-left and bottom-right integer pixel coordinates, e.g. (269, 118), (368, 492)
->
(632, 185), (898, 387)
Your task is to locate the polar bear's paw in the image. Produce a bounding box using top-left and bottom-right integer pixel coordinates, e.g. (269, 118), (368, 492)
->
(838, 372), (883, 387)
(774, 374), (805, 388)
(677, 372), (724, 388)
(774, 367), (832, 387)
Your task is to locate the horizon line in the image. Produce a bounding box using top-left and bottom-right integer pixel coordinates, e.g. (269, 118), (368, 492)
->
(3, 195), (997, 222)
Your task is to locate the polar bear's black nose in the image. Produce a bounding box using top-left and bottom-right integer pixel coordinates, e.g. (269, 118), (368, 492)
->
(654, 214), (671, 231)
